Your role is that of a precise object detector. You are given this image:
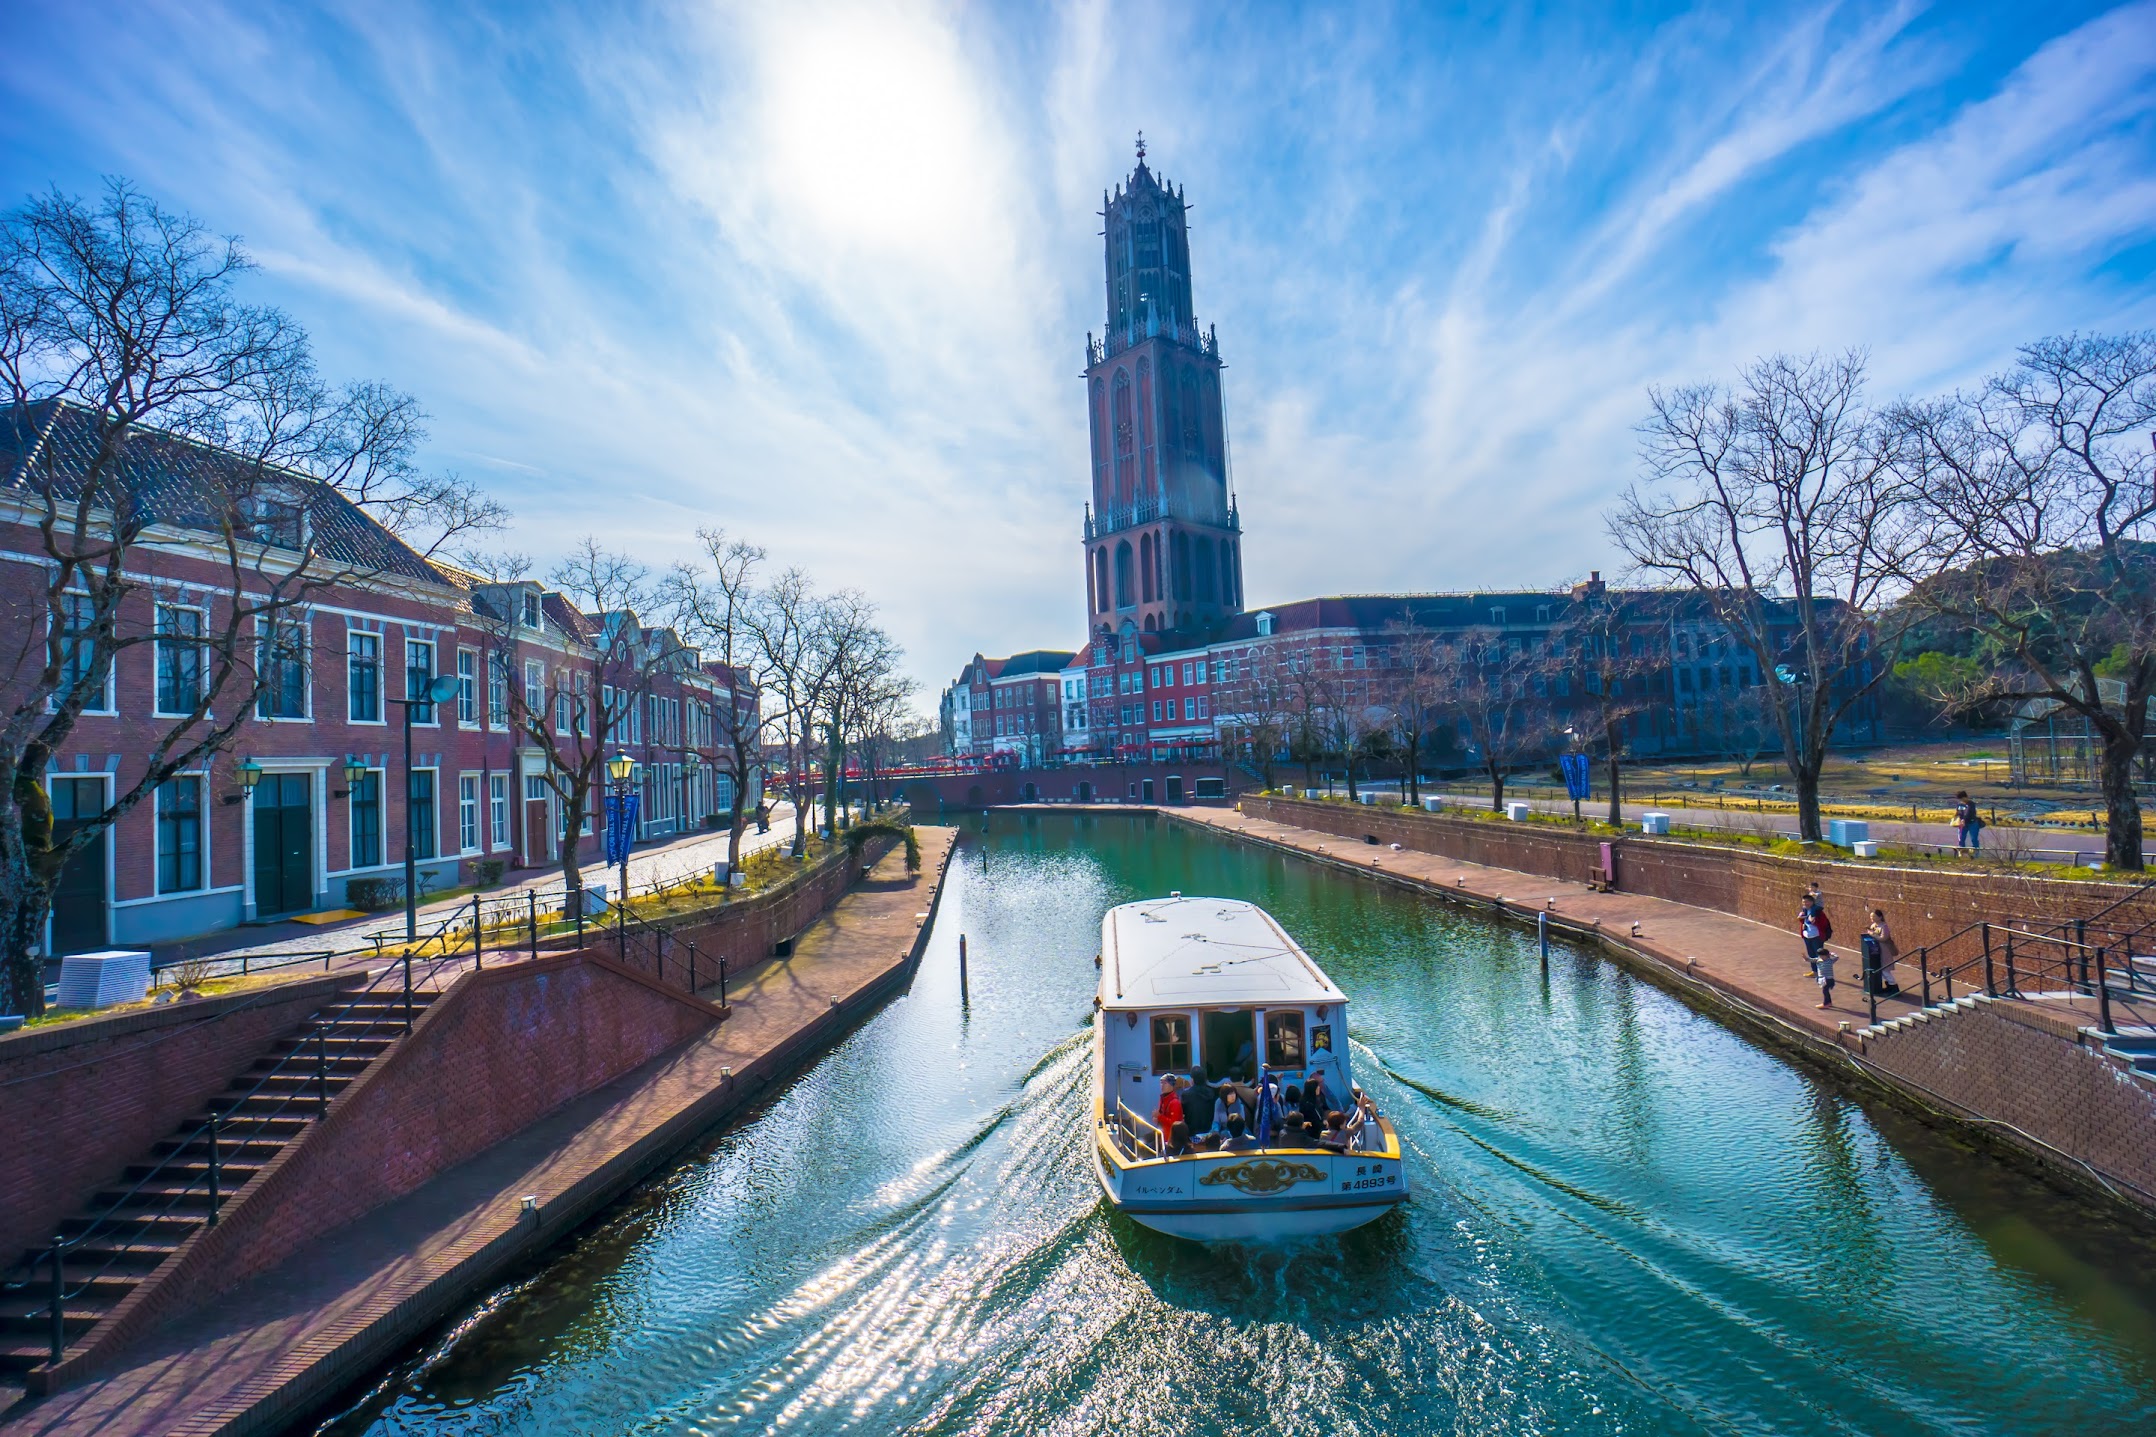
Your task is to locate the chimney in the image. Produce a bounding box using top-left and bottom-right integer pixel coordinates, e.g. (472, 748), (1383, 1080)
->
(1572, 571), (1607, 602)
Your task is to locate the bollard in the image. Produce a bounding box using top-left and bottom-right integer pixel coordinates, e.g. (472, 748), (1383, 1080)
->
(1981, 923), (1996, 998)
(403, 950), (414, 1032)
(1537, 910), (1549, 970)
(959, 932), (970, 1001)
(2099, 947), (2114, 1035)
(473, 895), (484, 970)
(315, 1024), (329, 1117)
(528, 890), (539, 957)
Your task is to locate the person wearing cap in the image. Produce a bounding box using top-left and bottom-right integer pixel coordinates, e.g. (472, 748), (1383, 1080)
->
(1153, 1074), (1184, 1146)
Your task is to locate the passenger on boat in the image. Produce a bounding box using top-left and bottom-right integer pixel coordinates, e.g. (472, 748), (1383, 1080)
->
(1300, 1071), (1332, 1126)
(1166, 1120), (1193, 1157)
(1208, 1083), (1249, 1139)
(1339, 1091), (1380, 1151)
(1222, 1117), (1259, 1151)
(1154, 1075), (1184, 1140)
(1179, 1073), (1216, 1134)
(1318, 1112), (1350, 1151)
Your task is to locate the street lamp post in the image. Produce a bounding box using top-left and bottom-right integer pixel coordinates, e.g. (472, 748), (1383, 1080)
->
(606, 752), (636, 906)
(391, 673), (463, 942)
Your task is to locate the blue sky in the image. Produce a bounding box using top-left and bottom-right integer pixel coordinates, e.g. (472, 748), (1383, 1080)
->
(4, 2), (2153, 699)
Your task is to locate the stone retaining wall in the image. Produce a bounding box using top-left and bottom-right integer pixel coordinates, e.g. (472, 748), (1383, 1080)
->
(63, 951), (722, 1385)
(1859, 1000), (2156, 1203)
(1240, 795), (2156, 954)
(0, 970), (364, 1264)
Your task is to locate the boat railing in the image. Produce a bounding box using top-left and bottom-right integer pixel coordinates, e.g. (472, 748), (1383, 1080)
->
(1113, 1100), (1164, 1160)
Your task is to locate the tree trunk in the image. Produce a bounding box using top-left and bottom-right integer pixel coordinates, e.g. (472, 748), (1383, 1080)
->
(1489, 766), (1505, 813)
(558, 791), (587, 897)
(2100, 730), (2146, 870)
(1, 881), (53, 1018)
(1345, 757), (1359, 801)
(1405, 741), (1421, 806)
(1795, 768), (1823, 844)
(1606, 750), (1622, 828)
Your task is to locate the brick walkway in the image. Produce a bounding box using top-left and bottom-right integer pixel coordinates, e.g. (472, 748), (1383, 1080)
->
(2, 828), (955, 1437)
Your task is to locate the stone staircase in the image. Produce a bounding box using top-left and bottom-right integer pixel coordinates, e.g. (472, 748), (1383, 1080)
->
(2093, 1027), (2156, 1090)
(0, 990), (439, 1391)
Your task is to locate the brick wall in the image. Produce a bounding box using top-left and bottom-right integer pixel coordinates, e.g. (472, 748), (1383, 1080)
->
(602, 835), (898, 990)
(1241, 796), (2156, 955)
(73, 951), (719, 1373)
(1861, 1001), (2156, 1202)
(900, 763), (1242, 811)
(0, 971), (363, 1263)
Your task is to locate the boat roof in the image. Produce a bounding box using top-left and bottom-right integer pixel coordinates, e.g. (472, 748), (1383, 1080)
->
(1099, 896), (1345, 1012)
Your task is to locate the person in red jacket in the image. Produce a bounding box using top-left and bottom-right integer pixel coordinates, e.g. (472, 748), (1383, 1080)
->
(1153, 1074), (1184, 1149)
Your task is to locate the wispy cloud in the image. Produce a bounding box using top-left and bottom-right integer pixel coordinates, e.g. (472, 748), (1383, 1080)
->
(0, 0), (2149, 698)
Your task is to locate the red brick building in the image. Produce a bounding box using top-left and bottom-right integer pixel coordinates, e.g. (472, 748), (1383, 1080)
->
(1, 401), (758, 955)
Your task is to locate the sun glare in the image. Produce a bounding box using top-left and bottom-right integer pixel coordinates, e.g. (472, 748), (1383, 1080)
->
(760, 10), (991, 255)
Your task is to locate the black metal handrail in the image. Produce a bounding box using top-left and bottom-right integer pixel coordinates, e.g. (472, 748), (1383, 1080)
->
(607, 893), (728, 1009)
(0, 902), (479, 1369)
(1901, 920), (2120, 1036)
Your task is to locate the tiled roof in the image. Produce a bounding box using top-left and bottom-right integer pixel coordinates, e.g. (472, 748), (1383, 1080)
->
(994, 649), (1076, 678)
(0, 399), (442, 585)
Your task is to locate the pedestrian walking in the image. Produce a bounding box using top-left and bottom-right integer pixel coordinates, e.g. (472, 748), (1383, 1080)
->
(1813, 944), (1838, 1009)
(1953, 792), (1983, 853)
(1799, 891), (1832, 974)
(1862, 908), (1901, 997)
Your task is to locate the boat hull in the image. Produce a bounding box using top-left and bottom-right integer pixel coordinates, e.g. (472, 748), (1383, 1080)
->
(1093, 1140), (1407, 1243)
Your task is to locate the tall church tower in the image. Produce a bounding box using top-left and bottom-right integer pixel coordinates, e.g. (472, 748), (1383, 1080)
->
(1082, 136), (1243, 642)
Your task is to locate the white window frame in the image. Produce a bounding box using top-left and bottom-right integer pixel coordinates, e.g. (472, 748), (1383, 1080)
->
(348, 764), (387, 871)
(524, 659), (545, 718)
(153, 602), (207, 719)
(406, 637), (439, 727)
(457, 648), (478, 725)
(489, 772), (510, 850)
(154, 772), (207, 894)
(253, 612), (312, 722)
(459, 773), (481, 854)
(347, 629), (384, 725)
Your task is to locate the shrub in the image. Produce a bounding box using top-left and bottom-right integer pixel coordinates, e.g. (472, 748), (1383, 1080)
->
(347, 877), (404, 911)
(845, 820), (921, 872)
(471, 858), (507, 887)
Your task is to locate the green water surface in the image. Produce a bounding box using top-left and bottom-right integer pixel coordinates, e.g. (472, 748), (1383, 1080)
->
(316, 812), (2156, 1435)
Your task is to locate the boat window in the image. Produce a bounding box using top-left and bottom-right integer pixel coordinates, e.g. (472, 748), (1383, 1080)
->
(1151, 1014), (1191, 1072)
(1265, 1009), (1306, 1068)
(1201, 1009), (1257, 1082)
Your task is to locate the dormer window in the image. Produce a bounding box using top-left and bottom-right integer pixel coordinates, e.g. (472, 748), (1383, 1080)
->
(522, 593), (541, 628)
(1255, 611), (1274, 637)
(241, 491), (307, 551)
(1490, 606), (1507, 625)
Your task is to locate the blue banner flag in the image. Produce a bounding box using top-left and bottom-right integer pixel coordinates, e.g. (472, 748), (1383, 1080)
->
(1560, 753), (1591, 802)
(605, 792), (640, 865)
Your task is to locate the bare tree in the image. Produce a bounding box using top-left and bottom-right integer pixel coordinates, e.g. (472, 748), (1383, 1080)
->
(1891, 332), (2156, 868)
(748, 569), (842, 857)
(817, 592), (902, 830)
(1557, 594), (1664, 825)
(462, 542), (666, 899)
(1380, 616), (1450, 806)
(1436, 627), (1555, 812)
(0, 182), (501, 1015)
(664, 528), (772, 874)
(1610, 351), (1916, 841)
(1217, 643), (1294, 789)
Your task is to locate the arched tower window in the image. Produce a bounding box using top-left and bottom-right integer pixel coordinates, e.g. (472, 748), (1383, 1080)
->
(1140, 533), (1156, 602)
(1094, 548), (1110, 613)
(1136, 358), (1153, 496)
(1172, 532), (1191, 601)
(1090, 378), (1108, 501)
(1220, 538), (1237, 607)
(1112, 370), (1134, 508)
(1197, 539), (1218, 603)
(1115, 540), (1134, 609)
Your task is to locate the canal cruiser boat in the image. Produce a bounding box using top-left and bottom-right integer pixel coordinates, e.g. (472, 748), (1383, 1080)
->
(1092, 894), (1407, 1241)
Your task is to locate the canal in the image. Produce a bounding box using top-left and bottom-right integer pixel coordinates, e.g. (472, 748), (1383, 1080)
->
(318, 812), (2156, 1435)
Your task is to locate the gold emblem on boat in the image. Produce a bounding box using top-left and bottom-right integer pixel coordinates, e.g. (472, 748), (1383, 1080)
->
(1200, 1159), (1326, 1196)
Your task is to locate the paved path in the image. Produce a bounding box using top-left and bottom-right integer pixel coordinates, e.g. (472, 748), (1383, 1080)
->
(5, 827), (956, 1437)
(153, 804), (810, 970)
